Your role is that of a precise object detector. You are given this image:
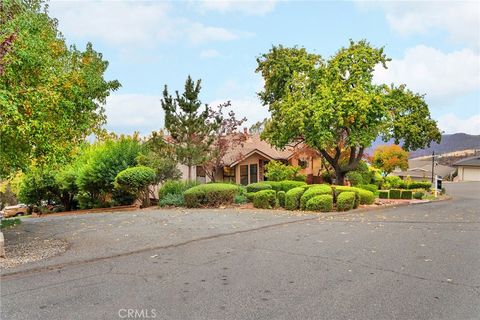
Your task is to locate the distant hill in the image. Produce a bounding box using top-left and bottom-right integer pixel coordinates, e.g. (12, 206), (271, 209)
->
(366, 133), (480, 158)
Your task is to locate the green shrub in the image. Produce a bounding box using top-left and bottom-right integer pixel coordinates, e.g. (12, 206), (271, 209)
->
(234, 194), (247, 204)
(300, 184), (332, 209)
(279, 180), (307, 192)
(356, 188), (375, 205)
(345, 171), (364, 186)
(246, 182), (272, 193)
(246, 192), (256, 202)
(285, 187), (305, 210)
(389, 189), (401, 199)
(333, 186), (360, 208)
(337, 192), (356, 211)
(159, 193), (184, 207)
(277, 191), (286, 208)
(293, 174), (306, 182)
(159, 180), (199, 200)
(407, 181), (432, 190)
(264, 160), (301, 181)
(183, 183), (240, 208)
(253, 190), (277, 209)
(401, 190), (413, 199)
(413, 191), (424, 199)
(305, 194), (333, 212)
(357, 184), (378, 194)
(378, 190), (389, 199)
(384, 176), (403, 189)
(114, 166), (156, 207)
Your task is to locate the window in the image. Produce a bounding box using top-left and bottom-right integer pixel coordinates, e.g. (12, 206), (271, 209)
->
(223, 166), (235, 183)
(240, 165), (248, 185)
(196, 166), (206, 184)
(298, 158), (308, 169)
(250, 164), (258, 183)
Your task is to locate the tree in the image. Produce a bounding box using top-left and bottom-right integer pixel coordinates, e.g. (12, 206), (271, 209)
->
(372, 145), (409, 177)
(114, 166), (156, 208)
(18, 166), (60, 207)
(161, 76), (221, 180)
(249, 118), (268, 134)
(201, 101), (247, 182)
(136, 131), (182, 193)
(55, 165), (79, 211)
(256, 40), (441, 185)
(0, 0), (120, 177)
(264, 160), (301, 181)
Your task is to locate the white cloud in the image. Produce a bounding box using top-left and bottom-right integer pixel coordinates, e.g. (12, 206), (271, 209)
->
(200, 49), (221, 58)
(49, 1), (245, 46)
(374, 45), (480, 100)
(359, 1), (480, 48)
(437, 113), (480, 134)
(209, 97), (270, 127)
(197, 0), (277, 15)
(104, 94), (163, 135)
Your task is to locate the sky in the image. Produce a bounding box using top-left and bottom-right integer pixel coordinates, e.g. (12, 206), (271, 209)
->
(48, 0), (480, 136)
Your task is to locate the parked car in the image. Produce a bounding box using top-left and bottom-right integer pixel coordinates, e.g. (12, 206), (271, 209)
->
(3, 204), (29, 218)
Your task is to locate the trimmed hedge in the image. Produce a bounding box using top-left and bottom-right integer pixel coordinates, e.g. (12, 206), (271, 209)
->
(285, 187), (305, 210)
(246, 182), (272, 193)
(300, 185), (332, 210)
(389, 189), (402, 199)
(253, 190), (277, 209)
(407, 181), (432, 190)
(337, 192), (356, 211)
(357, 188), (375, 205)
(183, 183), (240, 208)
(306, 194), (333, 212)
(401, 190), (413, 199)
(246, 192), (256, 202)
(357, 184), (378, 194)
(333, 186), (360, 208)
(379, 190), (389, 199)
(277, 191), (286, 208)
(413, 191), (424, 200)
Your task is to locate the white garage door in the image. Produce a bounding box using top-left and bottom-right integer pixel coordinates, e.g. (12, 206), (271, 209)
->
(463, 167), (480, 181)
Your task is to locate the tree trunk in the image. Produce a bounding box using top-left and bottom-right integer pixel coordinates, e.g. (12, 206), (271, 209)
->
(187, 165), (192, 181)
(335, 170), (345, 186)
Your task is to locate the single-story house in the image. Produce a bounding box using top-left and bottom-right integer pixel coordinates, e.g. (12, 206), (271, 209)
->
(453, 156), (480, 181)
(392, 159), (455, 181)
(178, 134), (325, 185)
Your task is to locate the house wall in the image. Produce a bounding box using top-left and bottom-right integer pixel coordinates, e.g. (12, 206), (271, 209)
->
(234, 153), (267, 185)
(289, 152), (323, 176)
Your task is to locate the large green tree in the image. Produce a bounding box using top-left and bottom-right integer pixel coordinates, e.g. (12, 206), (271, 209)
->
(0, 0), (120, 177)
(256, 41), (441, 185)
(161, 76), (221, 180)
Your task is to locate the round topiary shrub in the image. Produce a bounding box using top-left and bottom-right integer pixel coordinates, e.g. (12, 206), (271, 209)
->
(413, 191), (424, 199)
(246, 182), (272, 193)
(253, 190), (277, 209)
(279, 180), (307, 192)
(183, 183), (240, 208)
(114, 166), (156, 207)
(305, 194), (333, 212)
(356, 188), (375, 205)
(336, 191), (356, 211)
(333, 186), (360, 208)
(357, 184), (378, 194)
(285, 187), (305, 210)
(300, 184), (332, 210)
(277, 190), (286, 208)
(246, 192), (256, 202)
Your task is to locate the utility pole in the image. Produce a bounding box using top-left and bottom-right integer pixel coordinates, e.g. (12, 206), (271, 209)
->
(431, 150), (435, 184)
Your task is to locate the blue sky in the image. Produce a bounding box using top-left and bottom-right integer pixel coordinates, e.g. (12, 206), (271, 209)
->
(48, 0), (480, 135)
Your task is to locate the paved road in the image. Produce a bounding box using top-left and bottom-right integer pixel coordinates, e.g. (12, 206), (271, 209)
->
(1, 182), (479, 320)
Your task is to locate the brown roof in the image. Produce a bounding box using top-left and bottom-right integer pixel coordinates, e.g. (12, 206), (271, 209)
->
(453, 156), (480, 167)
(224, 134), (294, 166)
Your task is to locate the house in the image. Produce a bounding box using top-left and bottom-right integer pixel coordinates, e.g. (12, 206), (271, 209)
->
(392, 159), (455, 181)
(179, 134), (325, 185)
(453, 156), (480, 181)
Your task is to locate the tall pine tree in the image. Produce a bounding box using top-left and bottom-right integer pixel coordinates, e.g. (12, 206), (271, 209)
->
(161, 76), (220, 180)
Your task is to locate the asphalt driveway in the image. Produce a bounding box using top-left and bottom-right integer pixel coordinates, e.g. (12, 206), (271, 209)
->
(1, 182), (479, 320)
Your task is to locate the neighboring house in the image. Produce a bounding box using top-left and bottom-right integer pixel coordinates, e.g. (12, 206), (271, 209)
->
(392, 159), (455, 181)
(179, 134), (325, 185)
(453, 156), (480, 181)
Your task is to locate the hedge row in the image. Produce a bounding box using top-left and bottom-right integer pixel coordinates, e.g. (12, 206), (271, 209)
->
(246, 180), (306, 193)
(377, 189), (414, 200)
(183, 183), (240, 208)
